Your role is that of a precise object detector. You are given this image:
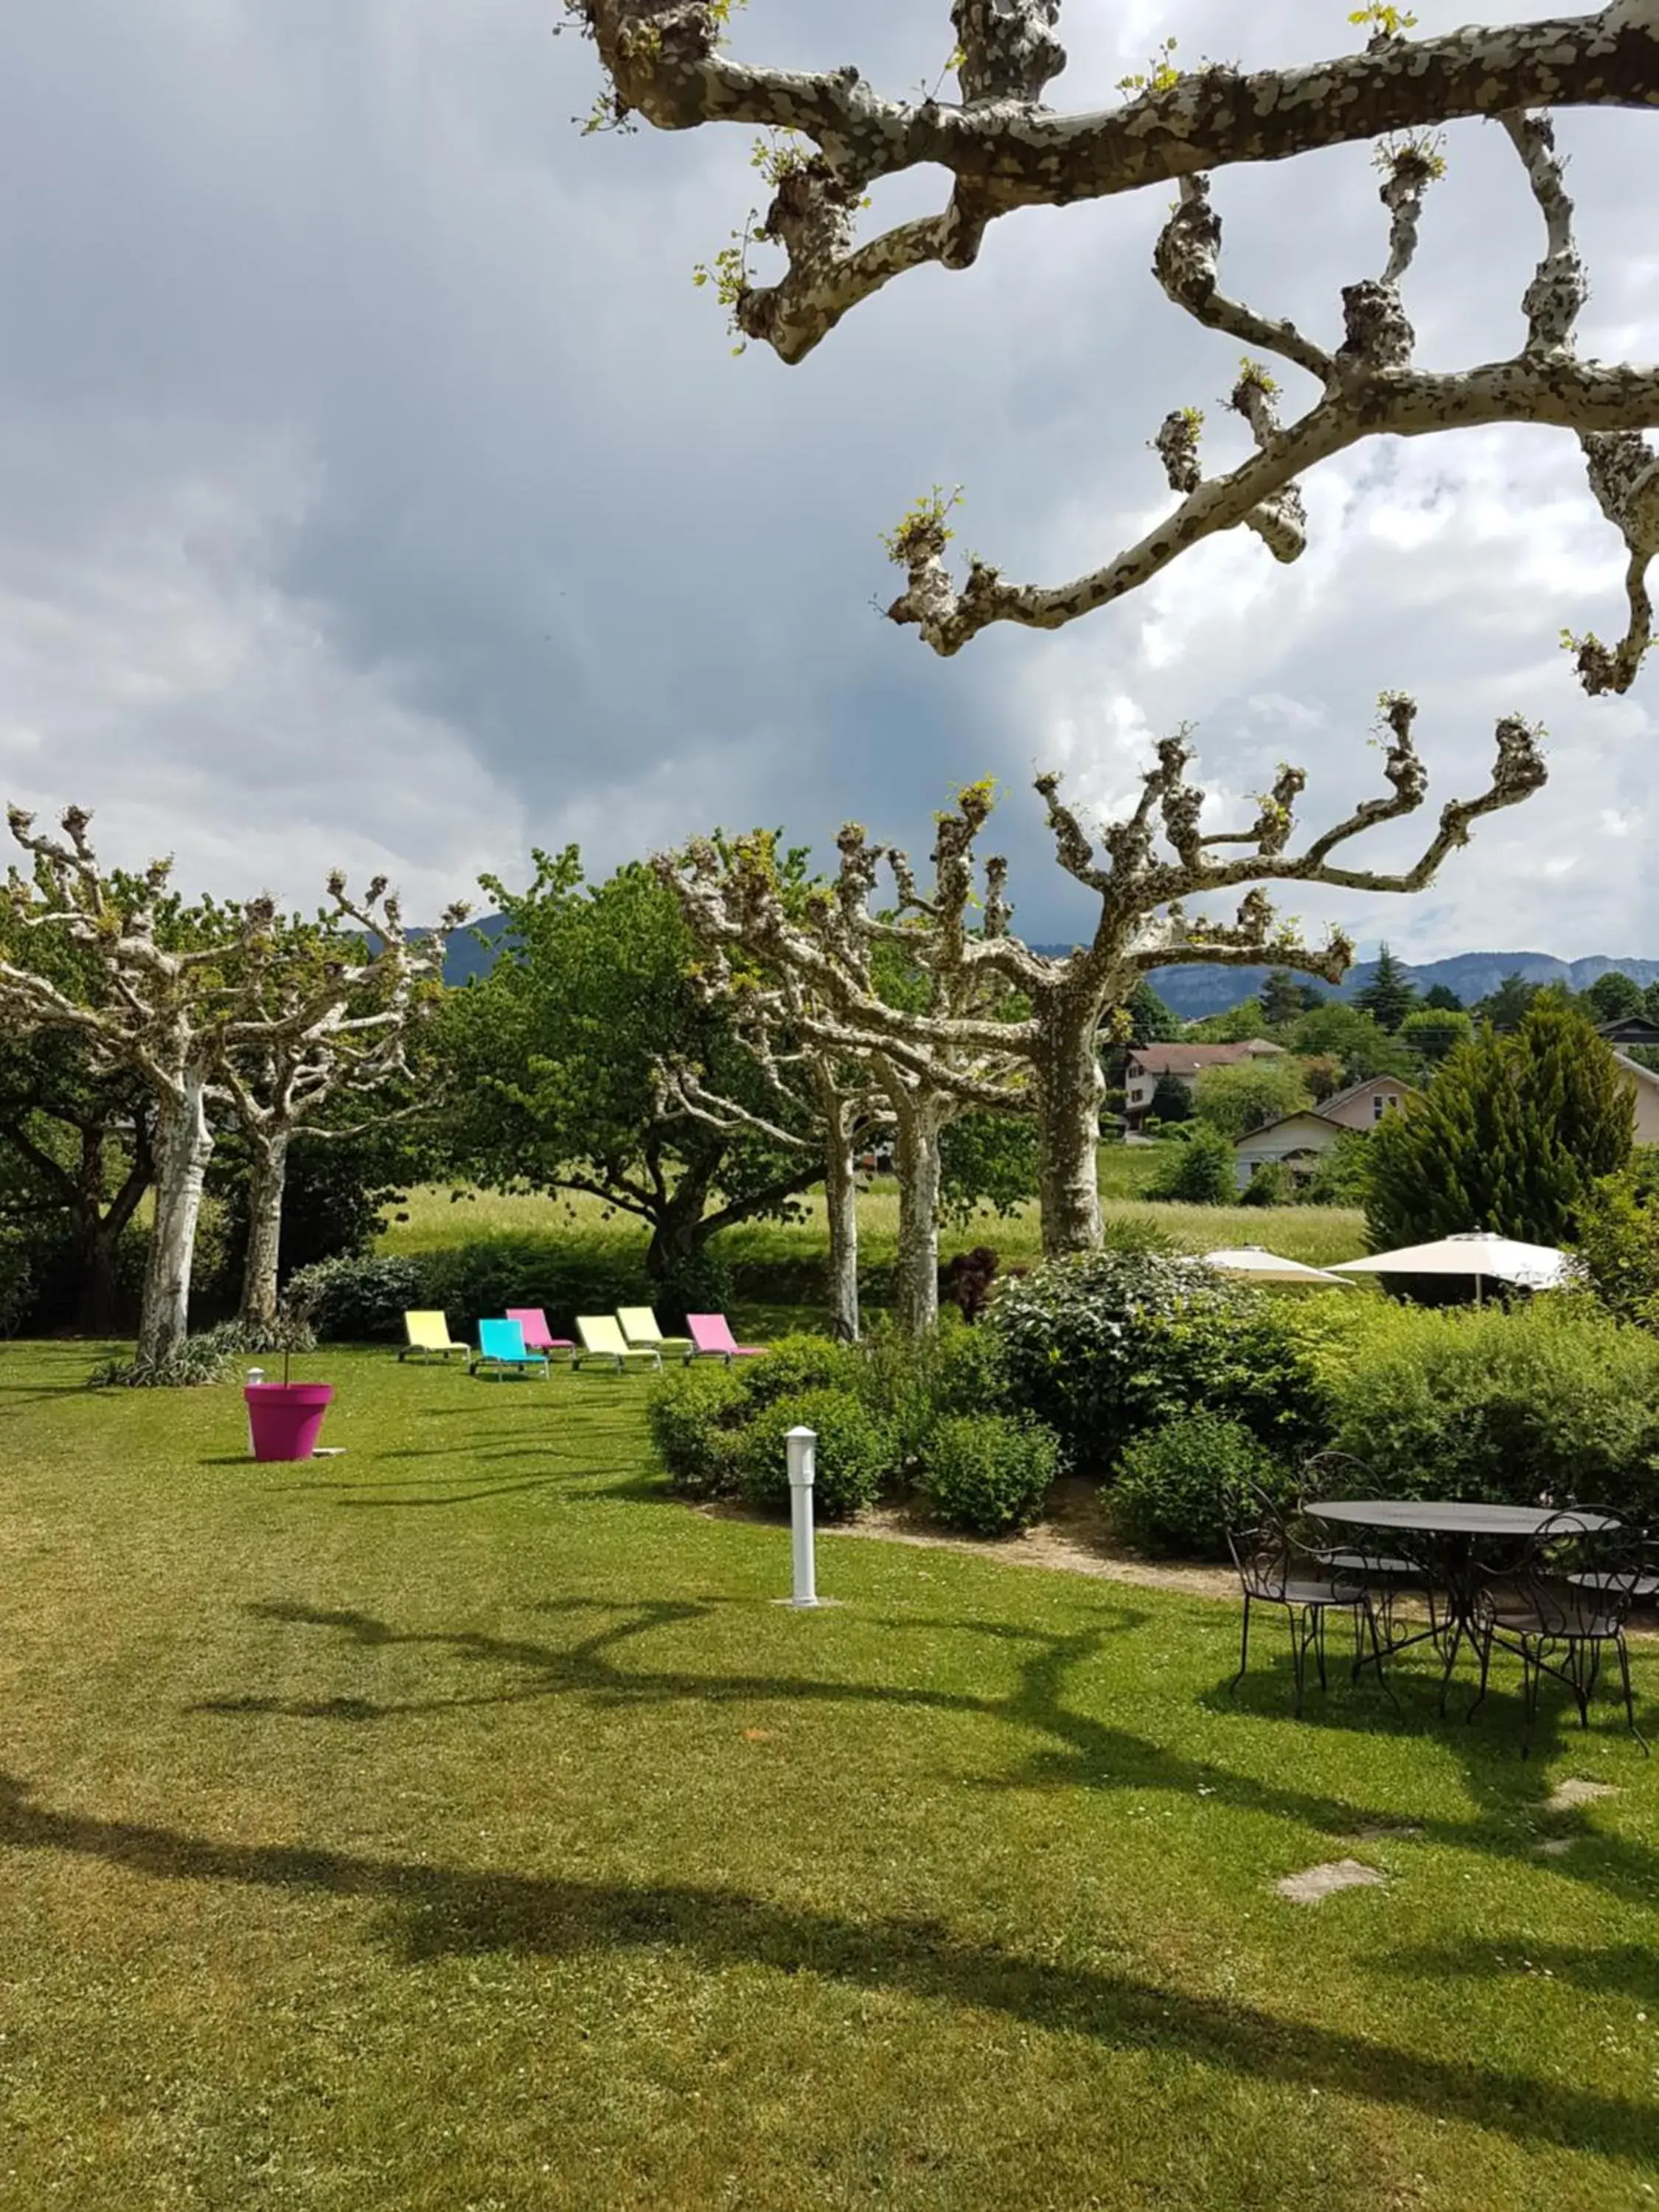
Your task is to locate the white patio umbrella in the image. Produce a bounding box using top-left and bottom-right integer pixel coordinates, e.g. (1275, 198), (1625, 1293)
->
(1329, 1229), (1571, 1301)
(1203, 1246), (1352, 1287)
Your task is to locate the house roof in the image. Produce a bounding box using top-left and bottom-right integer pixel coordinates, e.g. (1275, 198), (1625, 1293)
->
(1235, 1109), (1343, 1147)
(1128, 1040), (1285, 1077)
(1315, 1074), (1419, 1116)
(1613, 1049), (1659, 1091)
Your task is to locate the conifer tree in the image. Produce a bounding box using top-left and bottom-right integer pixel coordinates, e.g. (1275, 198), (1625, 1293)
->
(1364, 1001), (1633, 1250)
(1354, 943), (1419, 1033)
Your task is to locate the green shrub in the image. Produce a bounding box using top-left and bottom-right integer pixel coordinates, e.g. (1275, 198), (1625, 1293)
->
(1240, 1160), (1295, 1207)
(1308, 1297), (1659, 1523)
(917, 1413), (1060, 1537)
(1571, 1162), (1659, 1326)
(644, 1361), (748, 1498)
(1113, 1413), (1290, 1559)
(990, 1249), (1324, 1472)
(731, 1332), (864, 1415)
(1148, 1123), (1237, 1204)
(858, 1315), (1008, 1475)
(87, 1325), (248, 1390)
(736, 1388), (893, 1521)
(0, 1234), (33, 1338)
(1296, 1133), (1371, 1207)
(285, 1254), (425, 1343)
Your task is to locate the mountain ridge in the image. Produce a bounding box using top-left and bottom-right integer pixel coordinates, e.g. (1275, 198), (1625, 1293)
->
(439, 919), (1659, 1020)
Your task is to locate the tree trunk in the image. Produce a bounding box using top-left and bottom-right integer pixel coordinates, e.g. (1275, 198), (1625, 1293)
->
(238, 1132), (290, 1328)
(643, 1154), (720, 1286)
(74, 1120), (154, 1337)
(823, 1111), (860, 1343)
(136, 1079), (215, 1366)
(74, 1220), (122, 1338)
(1035, 999), (1106, 1258)
(892, 1100), (945, 1336)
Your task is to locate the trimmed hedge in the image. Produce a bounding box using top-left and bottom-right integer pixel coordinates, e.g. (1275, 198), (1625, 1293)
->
(1291, 1295), (1659, 1526)
(286, 1239), (650, 1343)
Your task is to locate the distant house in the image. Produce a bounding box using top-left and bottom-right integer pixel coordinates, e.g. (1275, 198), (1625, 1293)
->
(1613, 1051), (1659, 1143)
(1601, 1016), (1659, 1050)
(1232, 1075), (1417, 1192)
(1122, 1040), (1286, 1135)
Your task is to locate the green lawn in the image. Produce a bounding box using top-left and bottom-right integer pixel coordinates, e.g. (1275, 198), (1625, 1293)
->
(2, 1343), (1655, 2210)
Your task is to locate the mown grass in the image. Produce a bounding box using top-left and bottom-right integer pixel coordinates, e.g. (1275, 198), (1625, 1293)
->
(2, 1342), (1655, 2210)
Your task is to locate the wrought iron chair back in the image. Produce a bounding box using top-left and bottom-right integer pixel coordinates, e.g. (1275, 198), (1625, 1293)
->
(1224, 1481), (1294, 1602)
(1516, 1510), (1648, 1636)
(1468, 1509), (1649, 1754)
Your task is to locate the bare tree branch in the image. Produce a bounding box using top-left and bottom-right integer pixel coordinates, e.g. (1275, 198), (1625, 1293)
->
(566, 7), (1659, 692)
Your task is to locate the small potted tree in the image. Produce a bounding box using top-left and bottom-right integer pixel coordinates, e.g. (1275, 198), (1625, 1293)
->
(243, 1280), (333, 1461)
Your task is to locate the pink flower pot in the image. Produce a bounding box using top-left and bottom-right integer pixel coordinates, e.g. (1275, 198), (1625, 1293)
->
(244, 1382), (335, 1462)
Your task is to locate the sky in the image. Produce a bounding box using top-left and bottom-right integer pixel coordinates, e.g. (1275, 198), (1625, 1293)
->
(2, 0), (1656, 958)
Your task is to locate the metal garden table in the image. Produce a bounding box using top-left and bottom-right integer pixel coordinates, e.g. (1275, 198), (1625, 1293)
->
(1302, 1499), (1618, 1706)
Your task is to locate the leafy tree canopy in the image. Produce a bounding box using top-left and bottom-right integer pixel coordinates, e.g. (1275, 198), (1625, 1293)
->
(436, 849), (819, 1281)
(1192, 1057), (1314, 1141)
(1583, 969), (1645, 1024)
(1287, 1001), (1414, 1084)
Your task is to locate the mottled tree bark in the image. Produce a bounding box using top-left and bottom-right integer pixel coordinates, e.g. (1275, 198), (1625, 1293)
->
(237, 1131), (290, 1329)
(136, 1079), (215, 1366)
(891, 1096), (945, 1338)
(822, 1109), (860, 1344)
(1032, 991), (1106, 1259)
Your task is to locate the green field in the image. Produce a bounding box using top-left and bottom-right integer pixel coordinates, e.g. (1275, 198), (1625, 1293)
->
(1, 1343), (1655, 2210)
(382, 1168), (1370, 1284)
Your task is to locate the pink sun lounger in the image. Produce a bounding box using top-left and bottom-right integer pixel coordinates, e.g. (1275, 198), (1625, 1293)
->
(686, 1313), (768, 1363)
(507, 1307), (576, 1361)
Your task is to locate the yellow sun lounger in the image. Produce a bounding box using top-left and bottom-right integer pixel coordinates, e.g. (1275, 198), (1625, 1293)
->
(575, 1315), (662, 1372)
(399, 1310), (470, 1363)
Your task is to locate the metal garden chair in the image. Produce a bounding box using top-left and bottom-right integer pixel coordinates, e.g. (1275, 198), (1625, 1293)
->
(1467, 1509), (1649, 1756)
(1225, 1482), (1384, 1718)
(1298, 1450), (1442, 1667)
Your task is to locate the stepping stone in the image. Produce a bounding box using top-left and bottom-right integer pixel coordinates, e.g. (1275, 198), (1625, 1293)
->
(1352, 1822), (1424, 1842)
(1545, 1778), (1618, 1812)
(1275, 1859), (1387, 1905)
(1533, 1837), (1576, 1857)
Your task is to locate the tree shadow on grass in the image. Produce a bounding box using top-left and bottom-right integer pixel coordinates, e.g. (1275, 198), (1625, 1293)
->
(0, 1767), (1651, 2165)
(1382, 1938), (1659, 2001)
(189, 1596), (1659, 1914)
(1208, 1632), (1655, 1823)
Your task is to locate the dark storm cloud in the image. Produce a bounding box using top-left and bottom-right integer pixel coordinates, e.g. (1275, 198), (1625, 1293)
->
(1, 0), (1655, 953)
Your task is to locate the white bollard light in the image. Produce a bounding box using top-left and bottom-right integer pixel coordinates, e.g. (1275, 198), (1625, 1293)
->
(784, 1425), (821, 1608)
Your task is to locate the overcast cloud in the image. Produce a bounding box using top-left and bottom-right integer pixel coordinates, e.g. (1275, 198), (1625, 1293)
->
(2, 0), (1655, 956)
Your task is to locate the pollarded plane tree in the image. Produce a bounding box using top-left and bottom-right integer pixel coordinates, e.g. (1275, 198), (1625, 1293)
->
(654, 969), (886, 1340)
(563, 3), (1659, 692)
(214, 879), (468, 1332)
(666, 700), (1546, 1263)
(0, 804), (459, 1362)
(661, 811), (1029, 1332)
